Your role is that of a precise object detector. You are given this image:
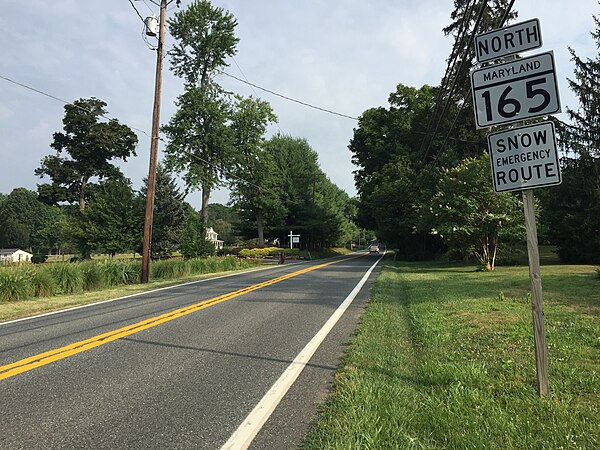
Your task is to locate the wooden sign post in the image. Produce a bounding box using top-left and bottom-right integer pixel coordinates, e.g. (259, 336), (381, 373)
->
(522, 189), (549, 396)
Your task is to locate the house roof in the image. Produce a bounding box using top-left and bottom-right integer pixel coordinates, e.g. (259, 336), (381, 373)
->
(0, 248), (31, 255)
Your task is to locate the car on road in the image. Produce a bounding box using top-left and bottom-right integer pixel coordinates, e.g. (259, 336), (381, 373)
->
(368, 243), (380, 254)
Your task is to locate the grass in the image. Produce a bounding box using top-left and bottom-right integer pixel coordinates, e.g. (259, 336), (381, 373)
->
(303, 259), (600, 449)
(0, 256), (261, 321)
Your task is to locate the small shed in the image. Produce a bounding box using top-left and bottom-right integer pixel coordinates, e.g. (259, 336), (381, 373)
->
(0, 248), (33, 264)
(205, 227), (224, 250)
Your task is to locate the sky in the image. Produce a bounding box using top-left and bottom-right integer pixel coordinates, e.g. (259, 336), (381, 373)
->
(1, 0), (598, 208)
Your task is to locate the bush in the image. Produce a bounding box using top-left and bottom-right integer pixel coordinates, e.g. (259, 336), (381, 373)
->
(31, 254), (48, 264)
(0, 268), (32, 302)
(239, 247), (280, 258)
(284, 248), (300, 257)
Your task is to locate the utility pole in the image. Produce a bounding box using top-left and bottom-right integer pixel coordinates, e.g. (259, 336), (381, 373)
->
(141, 0), (167, 283)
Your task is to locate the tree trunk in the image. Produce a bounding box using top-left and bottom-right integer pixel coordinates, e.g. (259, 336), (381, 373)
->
(79, 178), (88, 210)
(256, 212), (264, 246)
(201, 186), (211, 224)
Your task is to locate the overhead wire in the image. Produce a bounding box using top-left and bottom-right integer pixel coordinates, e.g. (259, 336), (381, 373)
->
(438, 0), (517, 153)
(127, 0), (145, 24)
(218, 70), (359, 121)
(0, 73), (281, 199)
(418, 0), (476, 156)
(421, 0), (488, 162)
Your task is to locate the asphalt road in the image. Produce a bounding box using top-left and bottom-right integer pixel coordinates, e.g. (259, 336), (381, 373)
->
(0, 252), (383, 449)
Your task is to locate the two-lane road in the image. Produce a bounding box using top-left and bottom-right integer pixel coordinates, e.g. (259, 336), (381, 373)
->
(1, 252), (383, 449)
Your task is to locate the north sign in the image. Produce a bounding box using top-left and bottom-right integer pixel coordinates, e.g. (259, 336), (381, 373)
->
(475, 18), (542, 62)
(487, 122), (561, 193)
(470, 51), (561, 129)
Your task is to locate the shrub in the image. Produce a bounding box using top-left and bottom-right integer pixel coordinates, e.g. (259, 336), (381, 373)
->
(50, 263), (84, 295)
(31, 254), (48, 264)
(284, 248), (300, 257)
(239, 247), (279, 258)
(0, 268), (32, 302)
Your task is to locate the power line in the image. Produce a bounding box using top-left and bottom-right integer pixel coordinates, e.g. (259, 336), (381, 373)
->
(438, 0), (517, 154)
(127, 0), (145, 24)
(219, 71), (359, 121)
(0, 72), (281, 198)
(421, 0), (488, 162)
(0, 73), (151, 138)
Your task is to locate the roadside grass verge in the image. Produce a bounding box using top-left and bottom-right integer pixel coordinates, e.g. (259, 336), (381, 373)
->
(0, 256), (261, 322)
(303, 260), (599, 449)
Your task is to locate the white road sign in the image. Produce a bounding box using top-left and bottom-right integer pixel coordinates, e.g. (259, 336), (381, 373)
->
(475, 18), (542, 62)
(487, 122), (561, 193)
(471, 51), (561, 129)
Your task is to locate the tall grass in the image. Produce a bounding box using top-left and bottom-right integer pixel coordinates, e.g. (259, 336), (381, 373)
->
(0, 268), (31, 301)
(0, 256), (258, 303)
(49, 263), (83, 295)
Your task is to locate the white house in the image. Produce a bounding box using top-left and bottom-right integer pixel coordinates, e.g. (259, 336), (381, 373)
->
(0, 248), (33, 264)
(205, 227), (224, 250)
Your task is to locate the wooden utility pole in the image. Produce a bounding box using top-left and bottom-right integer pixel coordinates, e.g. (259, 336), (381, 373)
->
(141, 0), (167, 283)
(522, 189), (549, 396)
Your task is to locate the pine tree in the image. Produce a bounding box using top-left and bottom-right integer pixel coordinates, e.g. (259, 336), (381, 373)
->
(540, 13), (600, 263)
(564, 14), (600, 156)
(140, 164), (187, 259)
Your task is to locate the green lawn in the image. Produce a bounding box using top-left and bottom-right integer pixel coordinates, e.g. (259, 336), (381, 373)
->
(303, 259), (599, 449)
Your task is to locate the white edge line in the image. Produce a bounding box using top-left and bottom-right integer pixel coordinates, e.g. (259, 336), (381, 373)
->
(0, 265), (276, 327)
(221, 253), (384, 450)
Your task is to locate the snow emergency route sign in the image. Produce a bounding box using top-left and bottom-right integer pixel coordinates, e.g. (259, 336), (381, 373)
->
(470, 51), (561, 129)
(487, 122), (561, 193)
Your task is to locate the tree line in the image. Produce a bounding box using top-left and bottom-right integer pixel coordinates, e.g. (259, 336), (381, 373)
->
(351, 1), (600, 268)
(0, 1), (359, 258)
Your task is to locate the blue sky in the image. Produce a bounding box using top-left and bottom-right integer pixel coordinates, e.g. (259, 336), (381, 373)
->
(1, 0), (597, 207)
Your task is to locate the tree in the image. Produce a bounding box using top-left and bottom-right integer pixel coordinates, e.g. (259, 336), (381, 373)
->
(563, 13), (600, 156)
(36, 97), (138, 210)
(139, 164), (187, 259)
(180, 207), (215, 258)
(0, 188), (48, 252)
(74, 178), (142, 257)
(430, 153), (524, 270)
(164, 0), (239, 222)
(265, 135), (355, 248)
(228, 96), (281, 245)
(540, 13), (600, 263)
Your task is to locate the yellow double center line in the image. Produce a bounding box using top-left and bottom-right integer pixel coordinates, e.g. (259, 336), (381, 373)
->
(1, 255), (364, 381)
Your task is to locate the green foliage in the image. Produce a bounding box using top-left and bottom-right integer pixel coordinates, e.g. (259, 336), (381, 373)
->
(180, 208), (215, 259)
(0, 268), (32, 301)
(29, 268), (56, 297)
(540, 154), (600, 263)
(540, 17), (600, 263)
(31, 254), (48, 264)
(168, 0), (239, 88)
(0, 187), (51, 252)
(140, 163), (187, 259)
(228, 96), (281, 245)
(165, 1), (239, 220)
(81, 261), (106, 291)
(430, 153), (524, 270)
(238, 247), (279, 258)
(35, 97), (138, 210)
(99, 260), (139, 286)
(74, 178), (142, 258)
(50, 263), (84, 295)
